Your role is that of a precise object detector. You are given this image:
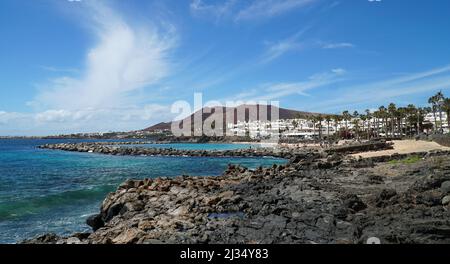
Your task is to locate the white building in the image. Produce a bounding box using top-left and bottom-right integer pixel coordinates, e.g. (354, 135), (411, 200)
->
(424, 112), (449, 133)
(224, 110), (449, 140)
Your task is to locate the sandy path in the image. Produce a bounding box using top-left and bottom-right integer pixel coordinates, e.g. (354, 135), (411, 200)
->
(351, 140), (450, 158)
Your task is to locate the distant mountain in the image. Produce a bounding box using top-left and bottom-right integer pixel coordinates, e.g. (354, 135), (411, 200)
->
(144, 122), (172, 132)
(143, 105), (324, 132)
(143, 104), (324, 132)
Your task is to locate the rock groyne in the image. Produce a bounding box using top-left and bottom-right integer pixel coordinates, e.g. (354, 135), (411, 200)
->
(38, 141), (394, 159)
(38, 142), (304, 159)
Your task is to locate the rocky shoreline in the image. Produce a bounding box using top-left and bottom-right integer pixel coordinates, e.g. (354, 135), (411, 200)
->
(24, 146), (450, 244)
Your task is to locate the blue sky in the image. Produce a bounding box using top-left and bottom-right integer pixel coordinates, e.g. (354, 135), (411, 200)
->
(1, 0), (450, 135)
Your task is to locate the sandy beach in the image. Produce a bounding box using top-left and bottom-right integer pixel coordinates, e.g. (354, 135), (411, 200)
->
(352, 140), (450, 158)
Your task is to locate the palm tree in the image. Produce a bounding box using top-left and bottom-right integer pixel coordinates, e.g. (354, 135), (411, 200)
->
(352, 119), (360, 140)
(373, 110), (380, 138)
(423, 106), (433, 134)
(443, 97), (450, 132)
(404, 104), (417, 136)
(416, 107), (425, 135)
(396, 107), (406, 137)
(310, 116), (317, 138)
(365, 109), (372, 139)
(378, 106), (387, 137)
(360, 114), (367, 139)
(402, 105), (410, 136)
(435, 91), (445, 131)
(429, 94), (439, 132)
(353, 111), (359, 139)
(325, 115), (332, 138)
(388, 103), (397, 137)
(342, 110), (351, 138)
(333, 115), (342, 139)
(317, 115), (324, 140)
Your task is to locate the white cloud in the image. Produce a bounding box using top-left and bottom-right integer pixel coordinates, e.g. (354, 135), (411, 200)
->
(31, 1), (176, 112)
(34, 109), (96, 123)
(0, 104), (174, 136)
(35, 110), (77, 123)
(0, 111), (27, 125)
(235, 0), (316, 22)
(0, 1), (179, 135)
(1, 1), (179, 135)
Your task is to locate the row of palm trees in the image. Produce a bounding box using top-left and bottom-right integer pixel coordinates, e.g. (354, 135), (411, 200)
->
(305, 91), (450, 140)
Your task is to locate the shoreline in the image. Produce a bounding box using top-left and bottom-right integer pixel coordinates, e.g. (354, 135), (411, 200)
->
(23, 142), (450, 244)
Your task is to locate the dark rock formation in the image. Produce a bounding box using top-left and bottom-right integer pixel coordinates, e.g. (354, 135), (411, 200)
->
(86, 214), (104, 231)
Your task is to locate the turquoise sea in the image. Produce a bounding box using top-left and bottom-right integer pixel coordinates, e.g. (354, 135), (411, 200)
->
(0, 139), (285, 243)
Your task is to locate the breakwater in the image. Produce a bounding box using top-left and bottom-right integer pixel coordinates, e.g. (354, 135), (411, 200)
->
(38, 141), (395, 160)
(38, 142), (300, 159)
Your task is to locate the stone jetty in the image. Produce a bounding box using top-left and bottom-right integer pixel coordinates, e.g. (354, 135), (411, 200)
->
(38, 142), (302, 159)
(38, 141), (394, 159)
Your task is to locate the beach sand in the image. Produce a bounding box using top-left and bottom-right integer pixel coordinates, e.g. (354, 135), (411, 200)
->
(351, 139), (450, 158)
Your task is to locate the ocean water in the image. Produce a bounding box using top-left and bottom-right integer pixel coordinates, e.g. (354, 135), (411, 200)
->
(0, 139), (285, 243)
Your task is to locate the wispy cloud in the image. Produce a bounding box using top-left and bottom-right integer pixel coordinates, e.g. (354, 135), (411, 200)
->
(235, 0), (316, 22)
(261, 33), (355, 63)
(189, 0), (317, 23)
(39, 65), (79, 74)
(233, 68), (346, 101)
(261, 26), (316, 63)
(261, 30), (307, 63)
(309, 65), (450, 112)
(262, 40), (302, 63)
(190, 0), (237, 21)
(328, 1), (340, 9)
(321, 42), (355, 49)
